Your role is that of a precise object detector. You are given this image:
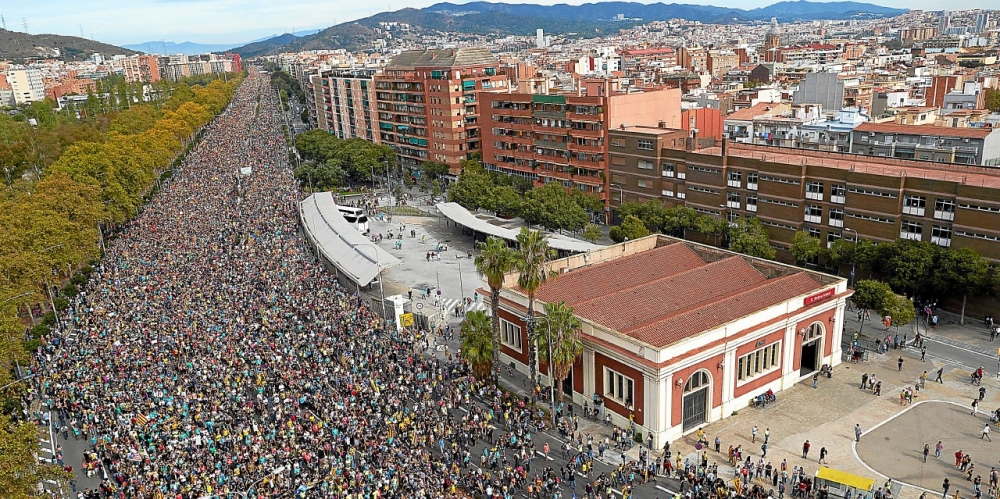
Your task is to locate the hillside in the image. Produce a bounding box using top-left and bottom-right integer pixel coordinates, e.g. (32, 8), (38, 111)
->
(229, 33), (302, 59)
(234, 0), (907, 56)
(0, 28), (137, 61)
(122, 41), (237, 55)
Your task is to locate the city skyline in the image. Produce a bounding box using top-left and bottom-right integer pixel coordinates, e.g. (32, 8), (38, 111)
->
(5, 0), (979, 47)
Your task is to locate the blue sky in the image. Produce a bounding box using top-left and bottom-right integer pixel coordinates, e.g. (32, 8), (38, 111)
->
(8, 0), (957, 46)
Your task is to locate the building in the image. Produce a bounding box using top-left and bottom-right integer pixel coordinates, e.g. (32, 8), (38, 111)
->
(793, 72), (872, 114)
(924, 75), (965, 110)
(375, 48), (509, 173)
(46, 78), (96, 100)
(480, 78), (681, 208)
(536, 29), (546, 49)
(707, 50), (739, 77)
(677, 45), (708, 73)
(764, 17), (782, 51)
(850, 122), (1000, 166)
(976, 13), (990, 33)
(7, 68), (46, 104)
(607, 131), (1000, 261)
(492, 235), (849, 444)
(118, 55), (161, 83)
(311, 69), (379, 143)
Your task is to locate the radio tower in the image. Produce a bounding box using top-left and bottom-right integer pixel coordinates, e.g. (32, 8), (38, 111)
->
(22, 17), (28, 34)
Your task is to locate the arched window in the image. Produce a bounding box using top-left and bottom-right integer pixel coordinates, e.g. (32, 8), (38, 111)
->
(684, 370), (711, 393)
(805, 321), (824, 341)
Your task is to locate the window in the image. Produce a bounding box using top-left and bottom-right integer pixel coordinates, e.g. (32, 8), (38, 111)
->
(605, 368), (634, 406)
(747, 173), (759, 190)
(934, 199), (956, 221)
(760, 197), (799, 208)
(830, 184), (846, 204)
(687, 185), (720, 195)
(637, 179), (649, 188)
(676, 191), (686, 199)
(903, 195), (926, 216)
(900, 220), (923, 241)
(689, 165), (720, 174)
(685, 371), (710, 393)
(804, 205), (823, 224)
(661, 162), (675, 177)
(955, 230), (1000, 242)
(610, 139), (623, 147)
(662, 189), (675, 197)
(759, 174), (800, 185)
(746, 194), (758, 212)
(846, 212), (893, 224)
(728, 171), (742, 188)
(958, 203), (1000, 213)
(806, 181), (824, 200)
(829, 208), (844, 228)
(826, 232), (841, 249)
(931, 225), (952, 247)
(727, 191), (741, 209)
(637, 159), (653, 170)
(501, 319), (522, 352)
(848, 187), (896, 199)
(737, 342), (781, 382)
(637, 139), (653, 150)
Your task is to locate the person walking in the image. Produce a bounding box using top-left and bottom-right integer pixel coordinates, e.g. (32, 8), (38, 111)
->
(819, 447), (828, 464)
(979, 386), (986, 401)
(898, 356), (905, 372)
(921, 346), (927, 362)
(855, 424), (863, 442)
(935, 441), (944, 458)
(982, 425), (992, 442)
(943, 477), (951, 499)
(936, 368), (944, 383)
(761, 442), (768, 458)
(924, 444), (931, 462)
(752, 425), (758, 443)
(972, 399), (980, 416)
(802, 440), (811, 459)
(765, 427), (771, 444)
(861, 373), (869, 389)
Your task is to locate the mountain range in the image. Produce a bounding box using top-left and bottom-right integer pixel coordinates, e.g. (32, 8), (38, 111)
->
(229, 0), (906, 57)
(0, 28), (137, 61)
(123, 29), (322, 56)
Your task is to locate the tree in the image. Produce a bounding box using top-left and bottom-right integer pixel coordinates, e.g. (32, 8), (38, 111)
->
(826, 238), (854, 273)
(930, 247), (989, 324)
(985, 88), (1000, 113)
(521, 183), (589, 232)
(661, 206), (698, 237)
(851, 279), (895, 334)
(516, 227), (557, 403)
(0, 413), (71, 498)
(419, 161), (451, 180)
(580, 223), (603, 243)
(609, 215), (649, 243)
(884, 293), (917, 334)
(727, 217), (776, 259)
(535, 301), (584, 407)
(618, 200), (666, 233)
(460, 311), (496, 380)
(790, 231), (823, 266)
(877, 239), (938, 296)
(693, 215), (727, 246)
(475, 236), (518, 377)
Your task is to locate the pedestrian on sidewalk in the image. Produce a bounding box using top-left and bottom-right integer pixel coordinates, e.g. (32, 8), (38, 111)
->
(898, 356), (905, 372)
(861, 373), (869, 389)
(752, 425), (758, 443)
(761, 442), (768, 458)
(936, 441), (944, 458)
(942, 477), (951, 499)
(765, 427), (771, 444)
(972, 399), (980, 416)
(924, 444), (931, 462)
(855, 424), (863, 442)
(979, 386), (986, 401)
(936, 368), (945, 383)
(819, 447), (828, 464)
(922, 346), (927, 362)
(982, 425), (992, 442)
(802, 440), (811, 459)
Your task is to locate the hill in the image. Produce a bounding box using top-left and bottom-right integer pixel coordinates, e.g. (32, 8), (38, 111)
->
(0, 28), (137, 61)
(236, 0), (907, 56)
(228, 33), (303, 59)
(122, 41), (237, 55)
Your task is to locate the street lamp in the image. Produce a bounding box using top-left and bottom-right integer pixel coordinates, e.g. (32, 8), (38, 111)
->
(843, 227), (858, 289)
(608, 183), (624, 225)
(457, 260), (465, 317)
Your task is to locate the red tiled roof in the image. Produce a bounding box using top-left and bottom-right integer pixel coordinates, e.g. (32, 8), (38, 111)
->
(854, 122), (995, 139)
(725, 102), (783, 122)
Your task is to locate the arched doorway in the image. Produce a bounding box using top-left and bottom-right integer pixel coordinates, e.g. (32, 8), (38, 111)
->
(682, 370), (711, 431)
(799, 322), (824, 376)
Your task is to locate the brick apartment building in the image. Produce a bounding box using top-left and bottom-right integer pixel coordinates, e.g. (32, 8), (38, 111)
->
(481, 79), (681, 210)
(118, 55), (161, 83)
(311, 69), (379, 143)
(608, 131), (1000, 261)
(375, 48), (510, 173)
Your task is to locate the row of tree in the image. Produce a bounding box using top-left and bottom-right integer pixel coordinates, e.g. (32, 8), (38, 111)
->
(292, 129), (395, 190)
(463, 230), (584, 408)
(0, 73), (243, 496)
(448, 160), (605, 240)
(612, 200), (776, 259)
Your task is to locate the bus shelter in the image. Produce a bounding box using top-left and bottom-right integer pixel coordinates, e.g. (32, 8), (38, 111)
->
(814, 467), (875, 499)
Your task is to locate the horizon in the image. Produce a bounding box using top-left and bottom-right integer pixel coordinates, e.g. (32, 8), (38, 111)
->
(5, 0), (956, 47)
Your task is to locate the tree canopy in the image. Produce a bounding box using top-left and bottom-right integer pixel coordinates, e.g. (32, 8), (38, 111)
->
(293, 130), (394, 188)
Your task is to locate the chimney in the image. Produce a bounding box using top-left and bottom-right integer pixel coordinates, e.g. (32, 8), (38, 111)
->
(721, 138), (729, 166)
(658, 120), (667, 128)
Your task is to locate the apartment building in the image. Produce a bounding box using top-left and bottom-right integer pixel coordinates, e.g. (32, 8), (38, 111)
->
(608, 132), (1000, 261)
(118, 55), (161, 83)
(480, 79), (681, 206)
(793, 72), (873, 114)
(311, 69), (379, 143)
(7, 68), (45, 104)
(849, 122), (1000, 166)
(375, 48), (509, 173)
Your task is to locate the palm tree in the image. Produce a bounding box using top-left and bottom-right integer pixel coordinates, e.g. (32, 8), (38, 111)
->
(516, 227), (556, 403)
(535, 301), (584, 410)
(460, 311), (496, 380)
(474, 236), (517, 376)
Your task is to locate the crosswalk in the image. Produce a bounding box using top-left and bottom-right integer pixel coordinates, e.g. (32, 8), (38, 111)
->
(426, 297), (489, 316)
(37, 415), (64, 497)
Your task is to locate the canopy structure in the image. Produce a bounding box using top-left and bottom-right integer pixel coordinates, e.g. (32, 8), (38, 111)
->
(815, 467), (875, 494)
(300, 192), (401, 287)
(435, 202), (604, 254)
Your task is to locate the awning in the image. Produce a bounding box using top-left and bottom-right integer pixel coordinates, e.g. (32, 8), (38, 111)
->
(435, 202), (604, 254)
(815, 467), (875, 492)
(300, 192), (401, 286)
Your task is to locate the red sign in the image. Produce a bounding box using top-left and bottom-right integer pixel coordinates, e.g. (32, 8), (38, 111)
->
(804, 288), (835, 306)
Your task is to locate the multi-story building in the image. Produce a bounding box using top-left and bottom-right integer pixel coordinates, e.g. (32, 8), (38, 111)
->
(677, 45), (708, 73)
(925, 75), (965, 110)
(793, 72), (872, 114)
(375, 48), (509, 173)
(608, 132), (1000, 261)
(118, 55), (161, 83)
(481, 78), (681, 208)
(7, 68), (45, 104)
(706, 50), (739, 77)
(311, 69), (379, 143)
(850, 122), (1000, 166)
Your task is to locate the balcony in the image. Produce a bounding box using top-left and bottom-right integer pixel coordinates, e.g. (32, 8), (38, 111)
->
(805, 192), (823, 201)
(568, 127), (602, 138)
(899, 231), (922, 241)
(727, 201), (741, 209)
(567, 112), (604, 122)
(662, 171), (675, 178)
(746, 204), (757, 212)
(728, 180), (741, 188)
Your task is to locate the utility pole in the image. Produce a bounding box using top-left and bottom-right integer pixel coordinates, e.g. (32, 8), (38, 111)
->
(22, 17), (28, 34)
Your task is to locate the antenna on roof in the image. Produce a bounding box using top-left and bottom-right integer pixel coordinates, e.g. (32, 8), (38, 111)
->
(1, 15), (7, 31)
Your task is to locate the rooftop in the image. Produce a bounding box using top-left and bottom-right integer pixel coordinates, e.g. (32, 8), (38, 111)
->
(386, 48), (496, 70)
(854, 122), (995, 139)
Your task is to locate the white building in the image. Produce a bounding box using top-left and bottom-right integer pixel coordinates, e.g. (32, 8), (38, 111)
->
(7, 68), (46, 104)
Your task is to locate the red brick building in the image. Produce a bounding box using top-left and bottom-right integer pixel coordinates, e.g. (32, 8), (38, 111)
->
(491, 235), (850, 445)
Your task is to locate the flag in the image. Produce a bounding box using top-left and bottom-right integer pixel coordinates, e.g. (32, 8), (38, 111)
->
(134, 414), (150, 427)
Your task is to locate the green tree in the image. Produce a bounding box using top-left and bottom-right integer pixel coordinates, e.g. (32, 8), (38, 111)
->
(661, 206), (698, 237)
(877, 239), (938, 296)
(790, 231), (823, 266)
(0, 413), (71, 498)
(884, 293), (917, 333)
(826, 238), (854, 273)
(521, 183), (589, 232)
(535, 301), (584, 406)
(580, 223), (603, 243)
(727, 217), (775, 259)
(460, 311), (496, 380)
(985, 88), (1000, 112)
(516, 227), (557, 402)
(930, 247), (989, 324)
(852, 279), (895, 334)
(693, 215), (728, 246)
(448, 161), (493, 211)
(609, 215), (650, 243)
(419, 160), (451, 180)
(618, 200), (666, 233)
(482, 185), (524, 218)
(475, 236), (518, 377)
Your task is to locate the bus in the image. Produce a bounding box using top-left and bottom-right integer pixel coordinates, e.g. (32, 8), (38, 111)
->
(337, 206), (369, 234)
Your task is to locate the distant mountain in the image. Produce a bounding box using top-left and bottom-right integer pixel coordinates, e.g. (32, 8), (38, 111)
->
(0, 28), (138, 61)
(247, 29), (322, 44)
(229, 33), (303, 59)
(122, 41), (237, 55)
(239, 0), (907, 55)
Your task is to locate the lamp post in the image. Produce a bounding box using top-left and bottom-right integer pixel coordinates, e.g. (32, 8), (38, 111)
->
(608, 183), (624, 225)
(385, 160), (393, 207)
(457, 260), (465, 316)
(843, 227), (858, 289)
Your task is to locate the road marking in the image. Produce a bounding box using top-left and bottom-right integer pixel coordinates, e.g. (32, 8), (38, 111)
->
(657, 485), (677, 494)
(924, 337), (995, 360)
